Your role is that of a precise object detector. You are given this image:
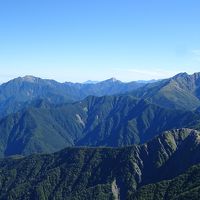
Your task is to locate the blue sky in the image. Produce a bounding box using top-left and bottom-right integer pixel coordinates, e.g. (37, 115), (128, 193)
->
(0, 0), (200, 82)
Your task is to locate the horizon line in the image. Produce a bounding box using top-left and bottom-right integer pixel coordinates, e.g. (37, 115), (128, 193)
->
(0, 71), (199, 85)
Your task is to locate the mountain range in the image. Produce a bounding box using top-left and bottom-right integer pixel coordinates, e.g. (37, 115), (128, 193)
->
(0, 76), (145, 119)
(0, 72), (200, 199)
(0, 95), (200, 157)
(1, 72), (200, 121)
(131, 72), (200, 110)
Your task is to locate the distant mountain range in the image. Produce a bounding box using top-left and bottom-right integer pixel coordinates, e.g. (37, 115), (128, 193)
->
(0, 129), (200, 199)
(0, 76), (146, 119)
(1, 72), (200, 121)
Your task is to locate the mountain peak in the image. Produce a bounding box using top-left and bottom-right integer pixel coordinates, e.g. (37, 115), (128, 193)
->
(191, 72), (200, 79)
(110, 77), (118, 82)
(21, 75), (39, 82)
(103, 77), (120, 83)
(173, 72), (188, 79)
(172, 72), (200, 83)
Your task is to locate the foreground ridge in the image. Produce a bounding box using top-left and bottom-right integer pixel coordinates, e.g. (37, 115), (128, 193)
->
(0, 128), (200, 199)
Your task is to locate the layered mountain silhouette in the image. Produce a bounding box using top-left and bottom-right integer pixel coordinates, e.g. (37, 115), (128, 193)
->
(0, 129), (200, 199)
(1, 72), (200, 121)
(0, 76), (145, 119)
(0, 95), (200, 157)
(0, 72), (200, 199)
(131, 72), (200, 110)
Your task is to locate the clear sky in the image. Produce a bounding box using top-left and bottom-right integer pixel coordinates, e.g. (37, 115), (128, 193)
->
(0, 0), (200, 83)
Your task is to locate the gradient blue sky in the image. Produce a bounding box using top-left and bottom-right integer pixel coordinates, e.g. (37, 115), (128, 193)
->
(0, 0), (200, 83)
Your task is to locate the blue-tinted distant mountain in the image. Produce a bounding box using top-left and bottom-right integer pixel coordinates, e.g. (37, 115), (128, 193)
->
(84, 78), (158, 85)
(130, 72), (200, 110)
(0, 76), (146, 118)
(136, 79), (159, 84)
(64, 77), (146, 98)
(83, 80), (99, 84)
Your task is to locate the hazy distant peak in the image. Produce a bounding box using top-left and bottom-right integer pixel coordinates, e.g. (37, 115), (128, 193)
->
(102, 77), (120, 83)
(84, 77), (122, 85)
(136, 79), (158, 84)
(110, 77), (118, 82)
(21, 75), (39, 82)
(173, 72), (188, 78)
(83, 80), (99, 84)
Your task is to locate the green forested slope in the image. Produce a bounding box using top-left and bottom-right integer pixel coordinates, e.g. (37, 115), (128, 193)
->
(0, 95), (199, 157)
(0, 129), (200, 199)
(133, 164), (200, 200)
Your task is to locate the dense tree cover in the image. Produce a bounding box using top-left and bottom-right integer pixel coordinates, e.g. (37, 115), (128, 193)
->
(133, 164), (200, 200)
(0, 95), (200, 157)
(0, 129), (200, 199)
(1, 73), (200, 199)
(0, 73), (200, 157)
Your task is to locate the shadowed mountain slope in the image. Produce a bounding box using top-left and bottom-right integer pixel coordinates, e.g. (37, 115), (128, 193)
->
(0, 95), (200, 157)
